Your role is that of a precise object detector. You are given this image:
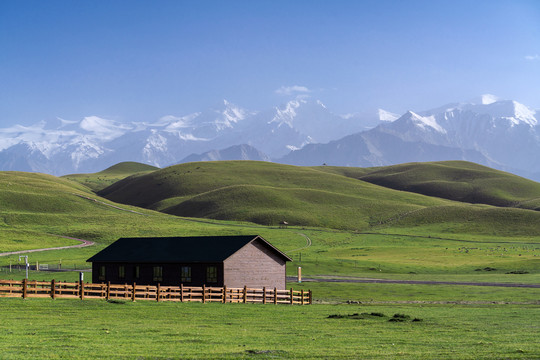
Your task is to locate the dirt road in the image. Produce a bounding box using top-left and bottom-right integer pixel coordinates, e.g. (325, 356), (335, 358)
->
(288, 276), (540, 288)
(0, 235), (94, 257)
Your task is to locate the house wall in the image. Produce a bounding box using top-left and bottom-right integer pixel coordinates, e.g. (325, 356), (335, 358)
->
(91, 262), (223, 286)
(223, 239), (287, 289)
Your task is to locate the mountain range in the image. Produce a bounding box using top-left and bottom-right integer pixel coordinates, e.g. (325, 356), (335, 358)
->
(1, 94), (539, 181)
(281, 95), (540, 181)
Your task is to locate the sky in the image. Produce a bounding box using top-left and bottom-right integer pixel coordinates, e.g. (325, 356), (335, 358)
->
(1, 0), (539, 126)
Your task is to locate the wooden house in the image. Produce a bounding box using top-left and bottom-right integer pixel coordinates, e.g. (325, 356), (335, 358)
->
(86, 235), (292, 289)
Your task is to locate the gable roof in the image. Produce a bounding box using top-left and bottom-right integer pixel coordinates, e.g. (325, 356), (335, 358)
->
(87, 235), (292, 263)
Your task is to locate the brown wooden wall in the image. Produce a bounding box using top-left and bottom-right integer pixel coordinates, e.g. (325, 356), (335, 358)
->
(223, 239), (287, 289)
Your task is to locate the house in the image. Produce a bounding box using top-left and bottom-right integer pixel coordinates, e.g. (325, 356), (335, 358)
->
(86, 235), (292, 289)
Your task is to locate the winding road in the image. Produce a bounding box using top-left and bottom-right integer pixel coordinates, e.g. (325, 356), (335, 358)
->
(0, 235), (94, 257)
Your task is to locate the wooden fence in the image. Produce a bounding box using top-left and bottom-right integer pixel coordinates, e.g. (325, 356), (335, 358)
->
(0, 279), (312, 305)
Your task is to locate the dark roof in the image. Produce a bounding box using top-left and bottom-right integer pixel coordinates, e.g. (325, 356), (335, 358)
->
(87, 235), (291, 263)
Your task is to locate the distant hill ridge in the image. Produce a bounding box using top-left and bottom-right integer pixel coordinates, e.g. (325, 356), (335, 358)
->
(99, 162), (159, 175)
(94, 160), (540, 231)
(63, 161), (159, 192)
(316, 161), (540, 210)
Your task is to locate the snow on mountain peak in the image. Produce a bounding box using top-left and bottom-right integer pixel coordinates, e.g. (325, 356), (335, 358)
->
(479, 94), (499, 105)
(270, 99), (305, 127)
(406, 111), (446, 133)
(378, 109), (399, 122)
(462, 99), (537, 127)
(79, 116), (131, 139)
(158, 113), (199, 129)
(511, 101), (537, 126)
(220, 100), (248, 125)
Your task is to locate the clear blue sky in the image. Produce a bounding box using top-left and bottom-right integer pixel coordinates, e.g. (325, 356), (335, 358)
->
(1, 0), (539, 126)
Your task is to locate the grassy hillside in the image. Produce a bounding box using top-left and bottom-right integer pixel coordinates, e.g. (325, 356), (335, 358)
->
(0, 170), (269, 260)
(98, 161), (455, 229)
(1, 168), (538, 303)
(316, 161), (540, 209)
(62, 161), (159, 192)
(97, 161), (540, 234)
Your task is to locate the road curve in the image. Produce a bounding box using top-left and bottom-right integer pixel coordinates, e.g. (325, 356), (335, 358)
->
(0, 235), (94, 257)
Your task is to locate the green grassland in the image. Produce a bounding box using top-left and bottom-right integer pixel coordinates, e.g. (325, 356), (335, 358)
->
(0, 299), (538, 359)
(1, 162), (539, 282)
(62, 161), (159, 192)
(317, 160), (540, 209)
(96, 161), (540, 233)
(1, 161), (539, 359)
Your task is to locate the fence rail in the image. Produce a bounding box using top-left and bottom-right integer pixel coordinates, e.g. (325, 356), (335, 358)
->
(0, 279), (312, 305)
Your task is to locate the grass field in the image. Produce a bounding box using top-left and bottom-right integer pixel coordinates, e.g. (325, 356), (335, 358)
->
(0, 298), (538, 359)
(94, 161), (540, 233)
(316, 160), (540, 209)
(1, 162), (539, 359)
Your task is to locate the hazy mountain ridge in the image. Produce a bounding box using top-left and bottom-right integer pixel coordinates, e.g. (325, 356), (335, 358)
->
(180, 144), (271, 163)
(0, 99), (387, 175)
(1, 95), (539, 180)
(279, 96), (540, 181)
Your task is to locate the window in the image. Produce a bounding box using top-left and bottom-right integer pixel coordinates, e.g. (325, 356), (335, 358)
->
(153, 266), (163, 282)
(118, 265), (125, 279)
(181, 266), (191, 283)
(99, 265), (106, 281)
(133, 266), (140, 279)
(206, 266), (217, 283)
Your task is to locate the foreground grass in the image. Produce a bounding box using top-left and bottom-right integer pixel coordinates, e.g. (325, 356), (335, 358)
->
(0, 298), (538, 359)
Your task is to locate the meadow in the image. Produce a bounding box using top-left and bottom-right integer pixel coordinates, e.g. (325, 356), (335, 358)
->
(0, 161), (539, 359)
(0, 298), (538, 359)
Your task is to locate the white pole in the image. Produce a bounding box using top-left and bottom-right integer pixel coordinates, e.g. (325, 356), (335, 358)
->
(19, 256), (28, 279)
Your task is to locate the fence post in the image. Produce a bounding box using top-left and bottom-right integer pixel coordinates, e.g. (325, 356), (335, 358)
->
(262, 287), (266, 304)
(51, 279), (56, 300)
(223, 285), (227, 303)
(290, 288), (294, 305)
(180, 284), (184, 302)
(132, 283), (136, 302)
(80, 280), (84, 300)
(106, 281), (110, 300)
(156, 283), (161, 302)
(243, 286), (247, 303)
(301, 289), (304, 305)
(202, 284), (206, 304)
(274, 287), (277, 304)
(22, 278), (27, 299)
(309, 290), (312, 305)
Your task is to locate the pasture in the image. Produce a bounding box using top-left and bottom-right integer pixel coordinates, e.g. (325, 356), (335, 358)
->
(0, 162), (539, 359)
(0, 298), (538, 359)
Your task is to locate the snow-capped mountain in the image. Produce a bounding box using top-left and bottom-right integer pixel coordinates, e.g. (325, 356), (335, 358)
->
(0, 98), (384, 175)
(2, 94), (538, 180)
(279, 95), (540, 180)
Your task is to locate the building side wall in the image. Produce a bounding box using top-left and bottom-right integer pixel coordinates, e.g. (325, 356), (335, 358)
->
(91, 262), (223, 286)
(223, 240), (287, 289)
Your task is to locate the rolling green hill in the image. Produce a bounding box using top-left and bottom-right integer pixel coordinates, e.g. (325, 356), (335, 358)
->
(97, 160), (540, 234)
(0, 170), (227, 256)
(62, 161), (159, 192)
(316, 161), (540, 210)
(98, 161), (453, 229)
(1, 165), (539, 291)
